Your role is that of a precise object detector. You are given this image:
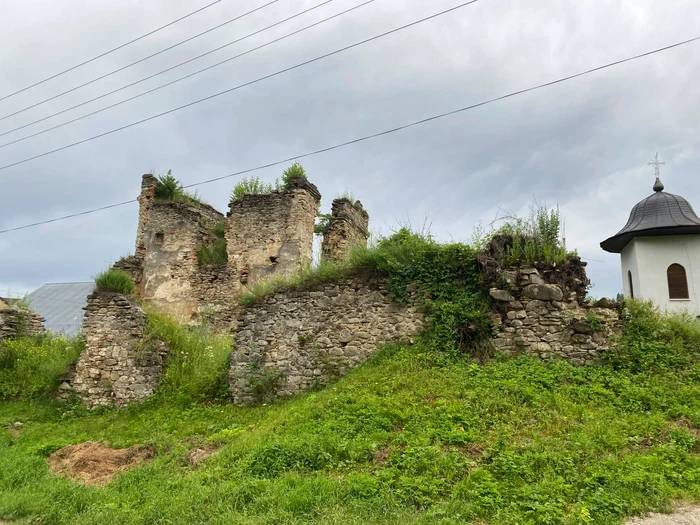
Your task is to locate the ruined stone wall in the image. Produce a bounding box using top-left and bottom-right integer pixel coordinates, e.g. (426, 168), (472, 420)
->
(489, 266), (620, 365)
(230, 273), (425, 404)
(62, 291), (168, 407)
(227, 177), (321, 290)
(0, 307), (44, 341)
(139, 199), (231, 323)
(321, 198), (369, 261)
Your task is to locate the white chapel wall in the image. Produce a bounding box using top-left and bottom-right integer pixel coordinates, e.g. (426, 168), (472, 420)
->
(621, 235), (700, 314)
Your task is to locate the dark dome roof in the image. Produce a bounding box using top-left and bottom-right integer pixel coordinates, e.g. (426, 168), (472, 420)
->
(601, 181), (700, 253)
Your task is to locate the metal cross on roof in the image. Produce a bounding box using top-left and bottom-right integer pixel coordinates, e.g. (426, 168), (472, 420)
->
(648, 152), (665, 179)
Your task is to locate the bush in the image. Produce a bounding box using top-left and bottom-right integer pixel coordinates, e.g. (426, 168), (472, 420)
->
(229, 163), (308, 203)
(604, 300), (700, 372)
(281, 161), (307, 188)
(0, 334), (84, 398)
(94, 269), (136, 295)
(230, 176), (280, 203)
(154, 170), (201, 205)
(144, 312), (233, 404)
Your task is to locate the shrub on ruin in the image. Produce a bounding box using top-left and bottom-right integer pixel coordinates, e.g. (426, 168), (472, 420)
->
(229, 176), (279, 203)
(0, 334), (84, 399)
(281, 161), (307, 189)
(94, 269), (136, 296)
(474, 202), (577, 266)
(154, 170), (202, 205)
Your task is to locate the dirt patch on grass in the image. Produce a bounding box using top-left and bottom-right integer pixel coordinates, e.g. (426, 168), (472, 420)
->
(48, 441), (154, 486)
(626, 505), (700, 524)
(187, 446), (219, 467)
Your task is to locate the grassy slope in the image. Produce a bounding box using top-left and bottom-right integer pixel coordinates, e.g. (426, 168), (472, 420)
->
(1, 344), (699, 525)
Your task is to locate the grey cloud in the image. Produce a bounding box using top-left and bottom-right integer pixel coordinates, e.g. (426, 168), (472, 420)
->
(2, 0), (700, 299)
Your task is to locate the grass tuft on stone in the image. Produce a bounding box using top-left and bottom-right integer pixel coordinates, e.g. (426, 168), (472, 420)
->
(94, 269), (136, 295)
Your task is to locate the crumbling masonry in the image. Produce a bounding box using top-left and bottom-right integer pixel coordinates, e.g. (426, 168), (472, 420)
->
(62, 174), (621, 408)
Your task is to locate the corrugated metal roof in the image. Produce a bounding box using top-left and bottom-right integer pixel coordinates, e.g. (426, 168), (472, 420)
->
(601, 182), (700, 253)
(26, 283), (94, 336)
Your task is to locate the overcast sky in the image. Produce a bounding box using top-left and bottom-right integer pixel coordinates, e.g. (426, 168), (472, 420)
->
(1, 0), (699, 301)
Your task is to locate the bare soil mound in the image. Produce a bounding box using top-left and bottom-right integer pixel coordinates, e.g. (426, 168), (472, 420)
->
(47, 441), (154, 486)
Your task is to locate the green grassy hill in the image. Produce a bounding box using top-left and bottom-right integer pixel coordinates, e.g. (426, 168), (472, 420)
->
(2, 303), (700, 524)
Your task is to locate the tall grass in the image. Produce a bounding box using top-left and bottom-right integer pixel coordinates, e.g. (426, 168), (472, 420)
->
(143, 312), (232, 404)
(0, 334), (84, 398)
(476, 202), (576, 265)
(93, 269), (135, 295)
(196, 221), (228, 266)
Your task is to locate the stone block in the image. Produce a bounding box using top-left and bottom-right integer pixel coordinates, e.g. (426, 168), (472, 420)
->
(523, 284), (564, 302)
(490, 289), (515, 302)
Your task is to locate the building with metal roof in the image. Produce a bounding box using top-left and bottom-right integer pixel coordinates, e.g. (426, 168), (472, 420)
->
(26, 282), (94, 336)
(601, 154), (700, 313)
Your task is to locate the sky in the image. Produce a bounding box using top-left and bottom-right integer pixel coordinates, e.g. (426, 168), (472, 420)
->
(1, 0), (700, 300)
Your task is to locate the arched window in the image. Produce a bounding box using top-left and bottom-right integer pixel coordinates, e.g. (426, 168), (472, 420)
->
(667, 264), (689, 300)
(628, 271), (634, 299)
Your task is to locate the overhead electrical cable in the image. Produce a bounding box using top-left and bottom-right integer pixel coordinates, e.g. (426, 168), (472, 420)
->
(1, 33), (698, 235)
(0, 0), (280, 122)
(0, 0), (371, 147)
(0, 0), (227, 102)
(0, 0), (480, 171)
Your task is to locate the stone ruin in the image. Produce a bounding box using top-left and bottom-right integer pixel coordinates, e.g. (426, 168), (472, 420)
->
(0, 303), (44, 342)
(55, 174), (623, 408)
(489, 264), (620, 365)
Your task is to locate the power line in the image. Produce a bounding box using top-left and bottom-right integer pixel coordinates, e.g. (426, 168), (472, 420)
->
(0, 0), (368, 147)
(1, 34), (699, 235)
(0, 0), (227, 102)
(0, 0), (280, 122)
(0, 0), (480, 171)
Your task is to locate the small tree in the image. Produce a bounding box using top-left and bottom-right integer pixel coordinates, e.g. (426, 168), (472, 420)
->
(281, 162), (307, 189)
(154, 170), (201, 205)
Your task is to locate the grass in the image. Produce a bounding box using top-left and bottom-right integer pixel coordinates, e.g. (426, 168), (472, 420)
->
(93, 269), (136, 295)
(474, 202), (577, 266)
(196, 221), (228, 266)
(143, 311), (233, 405)
(0, 337), (699, 524)
(0, 333), (84, 399)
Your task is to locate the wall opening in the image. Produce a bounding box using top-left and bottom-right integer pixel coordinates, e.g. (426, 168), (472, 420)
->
(155, 232), (164, 245)
(667, 263), (690, 300)
(628, 270), (634, 299)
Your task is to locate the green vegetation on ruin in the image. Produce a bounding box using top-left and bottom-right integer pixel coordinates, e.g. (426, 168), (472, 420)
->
(196, 220), (228, 266)
(229, 162), (309, 203)
(153, 170), (202, 206)
(241, 228), (493, 353)
(1, 300), (700, 524)
(143, 311), (232, 404)
(93, 269), (136, 296)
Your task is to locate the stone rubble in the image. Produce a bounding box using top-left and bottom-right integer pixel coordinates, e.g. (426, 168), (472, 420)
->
(490, 266), (620, 365)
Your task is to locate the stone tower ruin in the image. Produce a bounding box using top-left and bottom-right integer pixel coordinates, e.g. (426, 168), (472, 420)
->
(321, 198), (369, 261)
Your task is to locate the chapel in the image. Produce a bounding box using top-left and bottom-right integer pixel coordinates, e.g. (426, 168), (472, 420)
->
(601, 154), (700, 313)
